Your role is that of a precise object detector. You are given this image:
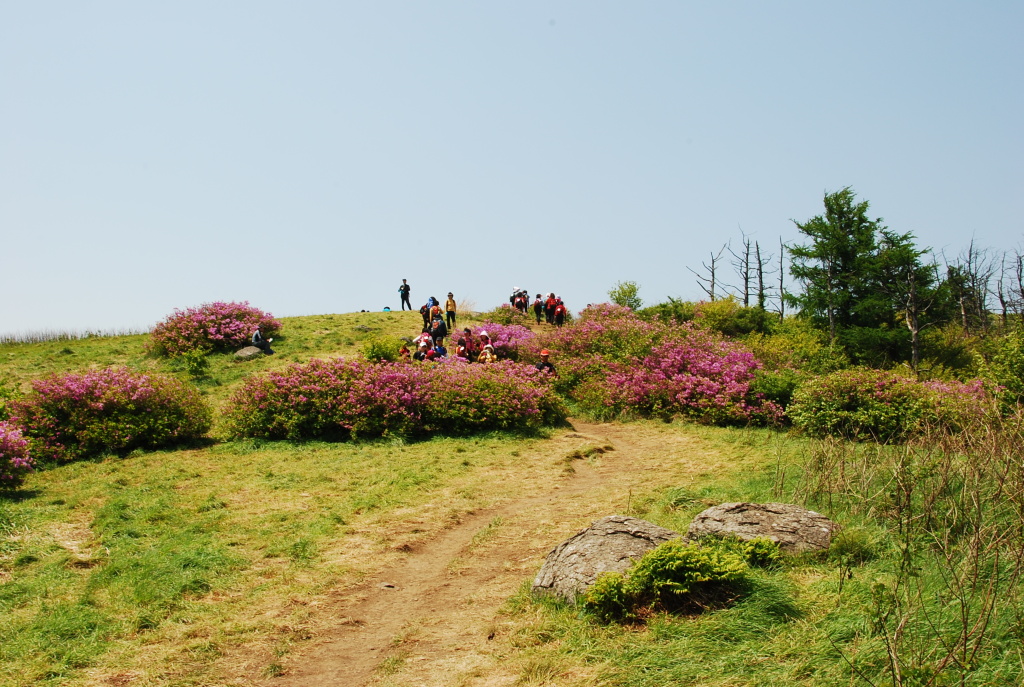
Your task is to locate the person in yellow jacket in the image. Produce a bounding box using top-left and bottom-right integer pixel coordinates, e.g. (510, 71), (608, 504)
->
(477, 344), (497, 363)
(445, 292), (457, 329)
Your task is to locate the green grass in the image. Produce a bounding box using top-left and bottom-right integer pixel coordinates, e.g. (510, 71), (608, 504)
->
(5, 313), (1022, 686)
(0, 431), (547, 685)
(495, 426), (1024, 687)
(0, 310), (449, 433)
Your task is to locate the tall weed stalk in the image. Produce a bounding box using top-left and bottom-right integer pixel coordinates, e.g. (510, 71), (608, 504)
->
(791, 416), (1024, 685)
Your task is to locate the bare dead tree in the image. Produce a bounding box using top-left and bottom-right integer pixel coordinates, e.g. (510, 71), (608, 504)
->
(728, 232), (753, 307)
(996, 253), (1011, 329)
(754, 240), (775, 310)
(777, 237), (787, 320)
(688, 244), (728, 301)
(945, 240), (997, 333)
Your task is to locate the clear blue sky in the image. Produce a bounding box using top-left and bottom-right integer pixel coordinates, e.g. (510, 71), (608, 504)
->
(3, 2), (1021, 335)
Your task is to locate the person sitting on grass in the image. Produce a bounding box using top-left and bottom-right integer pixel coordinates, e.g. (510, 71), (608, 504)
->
(462, 328), (477, 362)
(477, 344), (497, 363)
(252, 326), (274, 354)
(431, 337), (447, 359)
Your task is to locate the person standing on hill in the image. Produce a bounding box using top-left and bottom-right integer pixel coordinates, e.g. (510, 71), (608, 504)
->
(554, 298), (567, 327)
(545, 293), (558, 324)
(399, 279), (412, 311)
(445, 292), (457, 329)
(533, 294), (544, 325)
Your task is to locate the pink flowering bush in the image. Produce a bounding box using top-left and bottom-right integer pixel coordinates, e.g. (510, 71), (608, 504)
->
(601, 334), (783, 424)
(0, 420), (34, 488)
(227, 358), (429, 440)
(788, 369), (993, 442)
(468, 322), (535, 361)
(149, 301), (282, 356)
(526, 304), (779, 425)
(225, 357), (566, 440)
(424, 360), (566, 433)
(13, 368), (212, 462)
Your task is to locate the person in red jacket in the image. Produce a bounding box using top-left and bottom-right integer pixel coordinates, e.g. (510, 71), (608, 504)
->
(553, 299), (567, 327)
(544, 293), (558, 324)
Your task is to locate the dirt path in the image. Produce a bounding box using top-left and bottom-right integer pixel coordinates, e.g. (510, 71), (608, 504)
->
(259, 421), (712, 686)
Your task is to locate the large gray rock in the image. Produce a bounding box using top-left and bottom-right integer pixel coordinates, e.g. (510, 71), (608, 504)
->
(687, 502), (836, 553)
(234, 346), (264, 359)
(532, 515), (681, 601)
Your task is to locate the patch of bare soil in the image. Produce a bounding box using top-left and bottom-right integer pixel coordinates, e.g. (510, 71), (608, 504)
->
(256, 421), (720, 687)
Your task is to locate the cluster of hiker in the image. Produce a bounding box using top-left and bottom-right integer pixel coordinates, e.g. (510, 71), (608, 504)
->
(397, 280), (557, 373)
(510, 287), (568, 326)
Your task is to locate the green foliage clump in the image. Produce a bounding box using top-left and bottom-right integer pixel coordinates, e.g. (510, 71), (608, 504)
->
(979, 329), (1024, 414)
(735, 536), (783, 568)
(693, 298), (773, 337)
(14, 367), (212, 462)
(641, 297), (773, 337)
(361, 335), (406, 363)
(168, 348), (210, 379)
(583, 539), (748, 623)
(788, 368), (992, 442)
(477, 303), (532, 326)
(608, 280), (643, 311)
(638, 296), (696, 324)
(745, 317), (849, 374)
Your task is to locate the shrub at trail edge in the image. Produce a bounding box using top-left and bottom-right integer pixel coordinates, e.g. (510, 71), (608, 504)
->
(0, 420), (34, 488)
(531, 305), (782, 425)
(149, 301), (281, 357)
(14, 367), (212, 462)
(225, 357), (566, 441)
(788, 368), (991, 442)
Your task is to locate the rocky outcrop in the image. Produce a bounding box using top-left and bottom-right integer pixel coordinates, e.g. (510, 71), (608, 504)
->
(687, 502), (836, 553)
(532, 515), (681, 601)
(234, 346), (264, 359)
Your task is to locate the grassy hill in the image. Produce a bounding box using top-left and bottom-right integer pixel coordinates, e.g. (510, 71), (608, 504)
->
(1, 311), (1021, 686)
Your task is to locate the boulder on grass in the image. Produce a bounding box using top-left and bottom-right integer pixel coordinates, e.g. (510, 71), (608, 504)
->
(234, 346), (264, 360)
(687, 502), (836, 553)
(532, 515), (681, 601)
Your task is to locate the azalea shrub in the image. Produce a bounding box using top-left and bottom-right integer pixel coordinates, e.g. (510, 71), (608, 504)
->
(788, 368), (992, 442)
(529, 304), (781, 425)
(13, 368), (213, 462)
(423, 360), (566, 433)
(149, 301), (282, 356)
(467, 322), (535, 361)
(225, 357), (566, 440)
(0, 420), (34, 488)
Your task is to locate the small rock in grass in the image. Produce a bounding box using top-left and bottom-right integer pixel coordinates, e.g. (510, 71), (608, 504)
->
(687, 502), (837, 553)
(532, 515), (680, 601)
